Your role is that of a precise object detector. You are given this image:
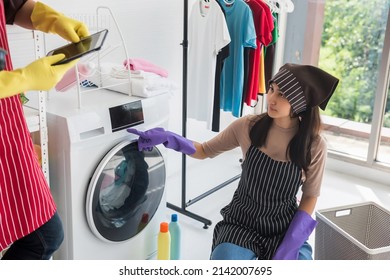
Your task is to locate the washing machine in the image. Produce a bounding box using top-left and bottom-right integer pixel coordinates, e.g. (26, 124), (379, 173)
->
(43, 88), (170, 260)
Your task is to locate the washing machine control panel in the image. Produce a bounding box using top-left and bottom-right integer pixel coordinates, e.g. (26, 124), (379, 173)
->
(109, 100), (144, 132)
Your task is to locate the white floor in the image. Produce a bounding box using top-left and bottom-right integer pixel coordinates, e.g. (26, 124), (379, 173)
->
(162, 134), (390, 260)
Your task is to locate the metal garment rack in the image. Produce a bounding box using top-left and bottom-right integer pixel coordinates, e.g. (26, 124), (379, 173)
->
(166, 0), (241, 229)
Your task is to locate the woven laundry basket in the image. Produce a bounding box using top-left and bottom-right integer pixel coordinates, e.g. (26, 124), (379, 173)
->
(315, 202), (390, 260)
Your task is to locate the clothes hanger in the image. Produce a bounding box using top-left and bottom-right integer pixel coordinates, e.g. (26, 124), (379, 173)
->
(201, 0), (211, 9)
(263, 0), (280, 13)
(223, 0), (235, 6)
(276, 0), (294, 13)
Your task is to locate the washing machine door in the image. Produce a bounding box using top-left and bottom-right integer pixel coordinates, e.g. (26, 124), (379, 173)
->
(86, 140), (165, 242)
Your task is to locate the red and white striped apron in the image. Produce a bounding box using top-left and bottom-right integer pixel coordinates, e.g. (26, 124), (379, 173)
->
(0, 1), (56, 251)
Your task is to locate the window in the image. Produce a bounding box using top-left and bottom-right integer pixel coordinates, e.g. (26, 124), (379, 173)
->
(377, 76), (390, 163)
(317, 0), (390, 167)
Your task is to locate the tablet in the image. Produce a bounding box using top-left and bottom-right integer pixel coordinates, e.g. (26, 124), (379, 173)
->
(47, 29), (108, 65)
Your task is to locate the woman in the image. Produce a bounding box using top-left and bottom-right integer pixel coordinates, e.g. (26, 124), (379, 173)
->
(128, 63), (339, 260)
(0, 0), (88, 259)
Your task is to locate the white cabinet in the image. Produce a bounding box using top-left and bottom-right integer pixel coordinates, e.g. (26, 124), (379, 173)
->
(24, 106), (40, 132)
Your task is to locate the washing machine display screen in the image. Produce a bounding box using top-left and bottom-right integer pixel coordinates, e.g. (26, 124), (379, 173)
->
(87, 142), (165, 242)
(109, 100), (144, 132)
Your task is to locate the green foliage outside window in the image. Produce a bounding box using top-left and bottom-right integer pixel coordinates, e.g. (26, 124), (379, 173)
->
(319, 0), (390, 127)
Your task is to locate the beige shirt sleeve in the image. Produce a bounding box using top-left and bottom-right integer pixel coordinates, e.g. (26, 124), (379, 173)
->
(202, 115), (253, 159)
(301, 136), (328, 197)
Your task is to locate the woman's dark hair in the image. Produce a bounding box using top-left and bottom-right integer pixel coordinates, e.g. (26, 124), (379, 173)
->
(249, 106), (322, 171)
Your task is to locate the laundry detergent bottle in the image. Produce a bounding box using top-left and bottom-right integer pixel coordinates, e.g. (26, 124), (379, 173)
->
(169, 213), (181, 260)
(157, 222), (170, 260)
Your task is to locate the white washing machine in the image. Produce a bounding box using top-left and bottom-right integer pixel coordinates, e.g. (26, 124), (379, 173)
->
(43, 88), (170, 260)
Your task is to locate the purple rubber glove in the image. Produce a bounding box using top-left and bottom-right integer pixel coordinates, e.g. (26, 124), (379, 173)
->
(127, 127), (196, 155)
(272, 210), (318, 260)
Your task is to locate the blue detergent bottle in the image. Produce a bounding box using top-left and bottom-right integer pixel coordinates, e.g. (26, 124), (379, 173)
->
(169, 213), (181, 260)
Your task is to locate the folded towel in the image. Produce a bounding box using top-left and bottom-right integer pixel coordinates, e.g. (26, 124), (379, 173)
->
(123, 58), (169, 78)
(55, 63), (94, 92)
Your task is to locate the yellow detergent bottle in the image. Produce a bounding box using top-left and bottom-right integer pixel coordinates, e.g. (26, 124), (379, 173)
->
(157, 222), (170, 260)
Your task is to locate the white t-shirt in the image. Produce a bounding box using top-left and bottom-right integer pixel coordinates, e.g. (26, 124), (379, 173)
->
(187, 0), (231, 129)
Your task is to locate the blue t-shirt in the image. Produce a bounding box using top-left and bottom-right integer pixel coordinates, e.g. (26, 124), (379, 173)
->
(218, 0), (257, 117)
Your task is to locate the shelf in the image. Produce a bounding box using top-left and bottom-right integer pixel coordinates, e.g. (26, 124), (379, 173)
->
(23, 106), (40, 133)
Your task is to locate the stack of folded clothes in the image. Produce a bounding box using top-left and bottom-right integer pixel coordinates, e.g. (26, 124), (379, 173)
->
(55, 58), (177, 98)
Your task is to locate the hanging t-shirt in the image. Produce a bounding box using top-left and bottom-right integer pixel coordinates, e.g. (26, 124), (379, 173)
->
(258, 47), (266, 94)
(187, 0), (231, 129)
(217, 0), (256, 118)
(264, 12), (279, 87)
(244, 0), (274, 105)
(212, 0), (230, 132)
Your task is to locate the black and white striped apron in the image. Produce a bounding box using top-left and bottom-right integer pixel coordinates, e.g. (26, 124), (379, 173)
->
(212, 145), (302, 260)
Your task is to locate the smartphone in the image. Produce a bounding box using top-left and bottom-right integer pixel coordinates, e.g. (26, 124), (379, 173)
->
(47, 29), (108, 66)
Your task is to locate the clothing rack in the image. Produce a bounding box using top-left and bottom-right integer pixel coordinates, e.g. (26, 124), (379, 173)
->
(166, 0), (292, 229)
(166, 0), (240, 229)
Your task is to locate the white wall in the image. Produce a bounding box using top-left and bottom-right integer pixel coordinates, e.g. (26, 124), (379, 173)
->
(44, 0), (184, 132)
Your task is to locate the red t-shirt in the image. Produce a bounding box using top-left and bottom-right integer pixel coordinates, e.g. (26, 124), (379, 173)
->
(244, 0), (274, 106)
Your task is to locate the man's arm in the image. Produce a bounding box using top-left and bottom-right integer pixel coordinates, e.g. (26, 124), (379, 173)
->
(13, 0), (35, 29)
(14, 1), (89, 42)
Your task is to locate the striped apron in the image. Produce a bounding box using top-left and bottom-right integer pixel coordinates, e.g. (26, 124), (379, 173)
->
(0, 1), (56, 251)
(212, 145), (302, 259)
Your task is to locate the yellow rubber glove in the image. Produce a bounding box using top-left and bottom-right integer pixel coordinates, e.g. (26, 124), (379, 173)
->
(31, 2), (89, 43)
(0, 54), (78, 99)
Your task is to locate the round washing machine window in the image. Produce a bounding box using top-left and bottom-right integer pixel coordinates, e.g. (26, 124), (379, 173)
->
(86, 140), (166, 242)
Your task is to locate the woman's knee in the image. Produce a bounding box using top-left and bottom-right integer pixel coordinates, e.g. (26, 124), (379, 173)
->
(298, 241), (313, 260)
(210, 243), (257, 260)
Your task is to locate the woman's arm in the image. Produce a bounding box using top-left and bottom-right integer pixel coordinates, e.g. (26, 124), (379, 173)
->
(298, 194), (317, 215)
(13, 0), (35, 29)
(190, 116), (252, 160)
(189, 142), (208, 160)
